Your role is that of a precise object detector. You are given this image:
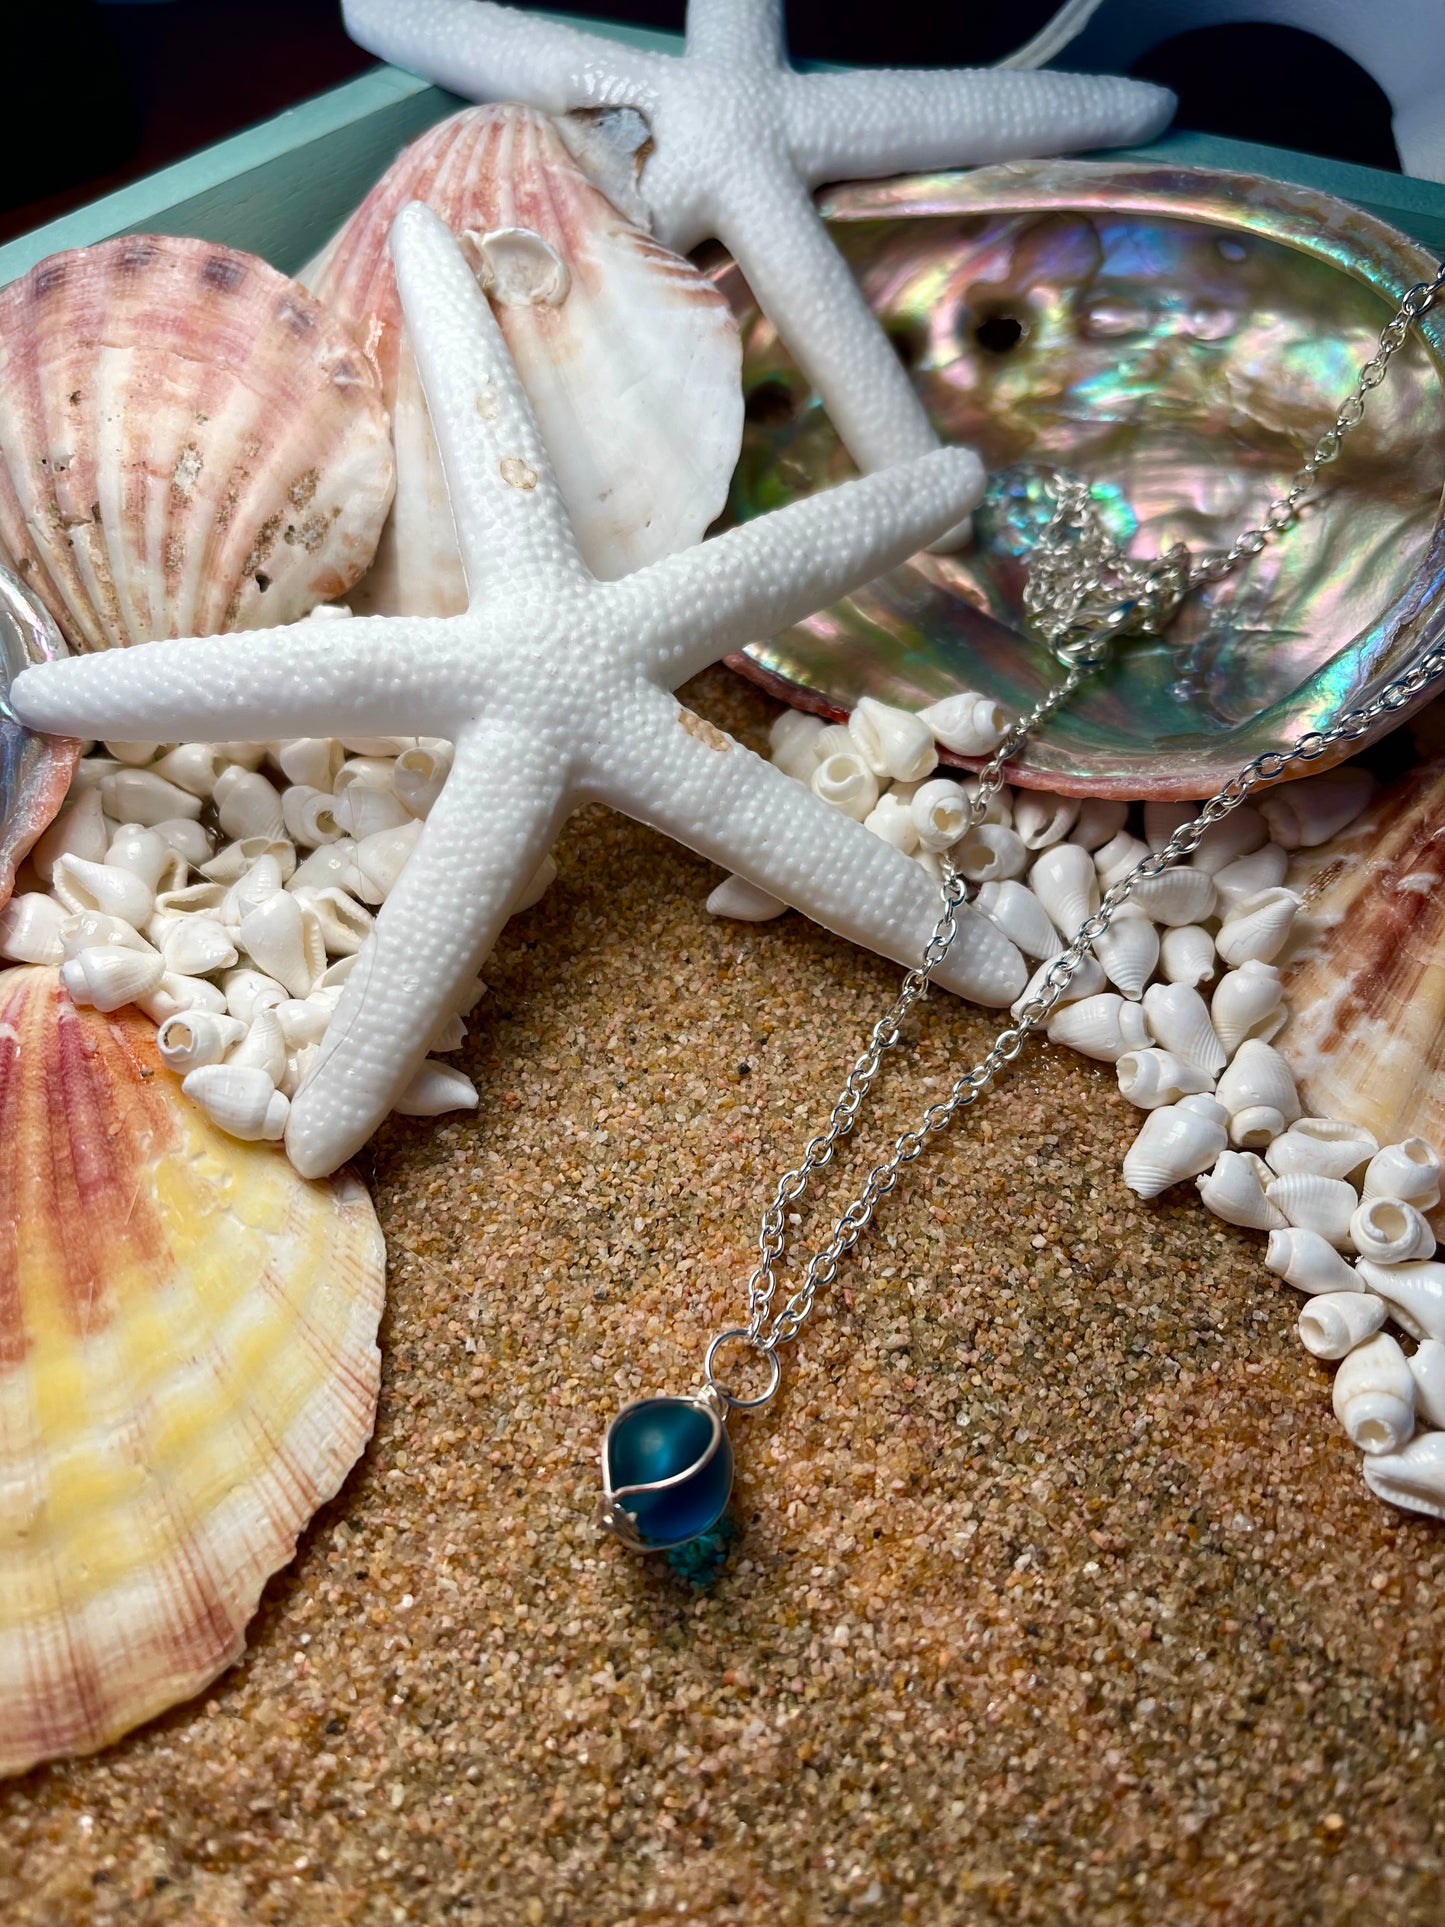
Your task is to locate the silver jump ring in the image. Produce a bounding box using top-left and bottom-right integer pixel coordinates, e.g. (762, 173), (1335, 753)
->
(704, 1328), (782, 1411)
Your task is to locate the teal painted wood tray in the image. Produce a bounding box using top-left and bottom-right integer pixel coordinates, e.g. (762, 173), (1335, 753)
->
(2, 13), (1444, 287)
(2, 18), (1443, 802)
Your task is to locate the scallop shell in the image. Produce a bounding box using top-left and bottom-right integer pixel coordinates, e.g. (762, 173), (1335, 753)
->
(0, 562), (77, 911)
(0, 235), (394, 652)
(0, 966), (385, 1776)
(302, 103), (743, 614)
(1277, 760), (1445, 1177)
(721, 161), (1445, 797)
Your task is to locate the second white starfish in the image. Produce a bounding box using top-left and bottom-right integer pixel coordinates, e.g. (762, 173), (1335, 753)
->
(14, 204), (1024, 1178)
(342, 0), (1174, 481)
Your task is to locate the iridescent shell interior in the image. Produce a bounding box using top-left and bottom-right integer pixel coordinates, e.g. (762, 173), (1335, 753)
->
(717, 162), (1445, 798)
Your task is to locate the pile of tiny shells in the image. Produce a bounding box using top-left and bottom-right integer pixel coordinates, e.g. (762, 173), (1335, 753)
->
(0, 705), (551, 1144)
(708, 692), (1445, 1524)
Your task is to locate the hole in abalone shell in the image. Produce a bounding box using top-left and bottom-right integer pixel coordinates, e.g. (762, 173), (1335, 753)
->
(974, 313), (1025, 354)
(744, 379), (797, 428)
(886, 319), (929, 370)
(255, 572), (272, 593)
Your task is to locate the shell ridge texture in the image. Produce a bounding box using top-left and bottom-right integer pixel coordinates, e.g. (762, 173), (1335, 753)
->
(1279, 760), (1445, 1182)
(0, 967), (385, 1776)
(0, 236), (395, 656)
(301, 102), (744, 610)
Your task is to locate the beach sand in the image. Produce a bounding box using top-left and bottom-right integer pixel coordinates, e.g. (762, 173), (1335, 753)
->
(2, 667), (1442, 1924)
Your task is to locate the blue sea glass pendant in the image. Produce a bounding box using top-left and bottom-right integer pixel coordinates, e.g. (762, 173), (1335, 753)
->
(600, 1393), (734, 1552)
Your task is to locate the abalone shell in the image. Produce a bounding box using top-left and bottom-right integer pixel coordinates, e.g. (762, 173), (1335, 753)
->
(718, 162), (1445, 799)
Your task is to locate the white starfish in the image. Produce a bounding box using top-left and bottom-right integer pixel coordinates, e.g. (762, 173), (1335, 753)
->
(13, 204), (1025, 1179)
(342, 0), (1173, 480)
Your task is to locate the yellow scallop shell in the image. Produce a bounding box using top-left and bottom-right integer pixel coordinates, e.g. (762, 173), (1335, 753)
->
(0, 966), (385, 1775)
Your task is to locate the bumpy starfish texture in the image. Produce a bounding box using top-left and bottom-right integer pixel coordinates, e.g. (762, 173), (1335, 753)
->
(14, 204), (1024, 1179)
(343, 0), (1174, 480)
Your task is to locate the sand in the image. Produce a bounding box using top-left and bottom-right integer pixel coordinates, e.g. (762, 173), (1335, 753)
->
(1, 666), (1442, 1925)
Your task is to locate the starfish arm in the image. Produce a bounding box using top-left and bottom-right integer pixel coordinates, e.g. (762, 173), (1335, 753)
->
(286, 724), (569, 1177)
(392, 203), (589, 596)
(604, 683), (1027, 1007)
(342, 0), (667, 112)
(608, 444), (981, 687)
(8, 616), (443, 745)
(685, 0), (783, 64)
(713, 159), (941, 475)
(783, 67), (1174, 181)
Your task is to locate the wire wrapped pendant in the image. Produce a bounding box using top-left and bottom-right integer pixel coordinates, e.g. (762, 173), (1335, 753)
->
(596, 261), (1445, 1560)
(599, 1393), (734, 1552)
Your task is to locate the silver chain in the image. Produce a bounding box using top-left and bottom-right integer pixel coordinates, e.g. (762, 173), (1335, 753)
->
(703, 260), (1445, 1410)
(1027, 264), (1445, 662)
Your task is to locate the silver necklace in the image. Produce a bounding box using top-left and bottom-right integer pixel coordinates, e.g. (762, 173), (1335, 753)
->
(600, 261), (1445, 1559)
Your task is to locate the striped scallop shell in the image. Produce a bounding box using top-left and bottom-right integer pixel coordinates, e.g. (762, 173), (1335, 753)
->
(0, 235), (395, 652)
(0, 966), (385, 1775)
(1277, 759), (1445, 1181)
(302, 103), (743, 613)
(0, 563), (77, 910)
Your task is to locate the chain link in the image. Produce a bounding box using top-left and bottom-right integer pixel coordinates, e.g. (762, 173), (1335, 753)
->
(1023, 478), (1193, 660)
(704, 261), (1445, 1408)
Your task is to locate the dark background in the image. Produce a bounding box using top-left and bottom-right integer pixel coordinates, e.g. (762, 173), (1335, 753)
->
(3, 0), (1402, 246)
